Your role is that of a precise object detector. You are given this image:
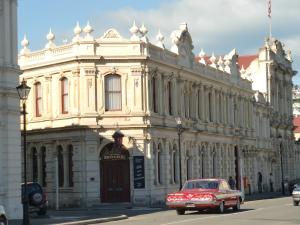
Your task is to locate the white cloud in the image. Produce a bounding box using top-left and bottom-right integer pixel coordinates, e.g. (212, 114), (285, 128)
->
(74, 0), (300, 82)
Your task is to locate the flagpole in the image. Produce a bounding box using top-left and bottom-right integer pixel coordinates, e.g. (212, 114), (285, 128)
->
(268, 0), (272, 39)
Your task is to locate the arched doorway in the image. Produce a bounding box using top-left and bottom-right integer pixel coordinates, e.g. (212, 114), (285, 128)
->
(100, 142), (130, 203)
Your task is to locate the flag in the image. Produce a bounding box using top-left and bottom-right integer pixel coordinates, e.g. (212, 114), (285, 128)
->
(268, 0), (271, 18)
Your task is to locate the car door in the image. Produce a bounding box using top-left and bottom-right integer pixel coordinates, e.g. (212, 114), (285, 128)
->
(223, 181), (237, 206)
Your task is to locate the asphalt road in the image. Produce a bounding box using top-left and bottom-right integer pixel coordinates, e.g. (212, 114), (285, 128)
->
(102, 197), (299, 225)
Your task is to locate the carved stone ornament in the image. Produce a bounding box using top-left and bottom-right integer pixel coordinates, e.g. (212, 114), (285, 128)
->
(101, 28), (123, 39)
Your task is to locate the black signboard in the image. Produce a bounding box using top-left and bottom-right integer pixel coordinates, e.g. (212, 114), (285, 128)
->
(133, 156), (145, 189)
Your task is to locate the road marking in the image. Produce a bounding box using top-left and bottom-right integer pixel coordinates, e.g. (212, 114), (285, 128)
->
(161, 205), (291, 225)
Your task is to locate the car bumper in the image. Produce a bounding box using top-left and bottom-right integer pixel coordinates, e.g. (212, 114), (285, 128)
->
(167, 200), (219, 209)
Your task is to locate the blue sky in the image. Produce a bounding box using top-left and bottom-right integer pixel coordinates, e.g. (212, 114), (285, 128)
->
(18, 0), (300, 84)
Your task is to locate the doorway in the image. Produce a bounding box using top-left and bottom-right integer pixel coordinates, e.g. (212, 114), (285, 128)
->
(100, 143), (130, 202)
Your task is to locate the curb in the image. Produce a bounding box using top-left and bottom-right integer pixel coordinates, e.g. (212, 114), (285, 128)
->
(57, 215), (128, 225)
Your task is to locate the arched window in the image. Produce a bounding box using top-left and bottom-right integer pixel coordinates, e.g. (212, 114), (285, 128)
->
(170, 145), (176, 184)
(61, 78), (69, 114)
(168, 81), (173, 115)
(32, 147), (38, 182)
(186, 153), (193, 180)
(68, 145), (74, 187)
(35, 82), (42, 117)
(157, 144), (163, 185)
(105, 74), (122, 111)
(208, 92), (213, 122)
(41, 147), (47, 187)
(152, 77), (157, 113)
(212, 149), (216, 177)
(199, 147), (205, 178)
(57, 146), (64, 187)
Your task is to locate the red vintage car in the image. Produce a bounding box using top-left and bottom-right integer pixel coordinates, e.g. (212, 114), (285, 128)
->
(166, 178), (244, 215)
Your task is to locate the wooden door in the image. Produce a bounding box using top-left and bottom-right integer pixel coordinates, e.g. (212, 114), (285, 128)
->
(101, 160), (130, 202)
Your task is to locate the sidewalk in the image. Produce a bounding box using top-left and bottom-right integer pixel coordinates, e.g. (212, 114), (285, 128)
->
(9, 192), (286, 225)
(244, 191), (286, 201)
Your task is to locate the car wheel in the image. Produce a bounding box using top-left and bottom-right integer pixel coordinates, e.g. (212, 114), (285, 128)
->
(0, 217), (7, 225)
(176, 209), (185, 215)
(30, 192), (43, 206)
(293, 201), (299, 206)
(218, 201), (225, 213)
(233, 198), (241, 211)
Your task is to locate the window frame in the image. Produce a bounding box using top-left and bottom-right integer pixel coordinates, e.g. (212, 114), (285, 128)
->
(35, 82), (42, 117)
(61, 77), (69, 114)
(104, 74), (122, 111)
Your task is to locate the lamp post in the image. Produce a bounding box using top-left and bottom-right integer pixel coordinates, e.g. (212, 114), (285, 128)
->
(175, 117), (184, 190)
(16, 79), (31, 225)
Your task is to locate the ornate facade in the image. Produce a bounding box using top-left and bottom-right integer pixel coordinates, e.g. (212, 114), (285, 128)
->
(19, 22), (300, 207)
(0, 0), (23, 219)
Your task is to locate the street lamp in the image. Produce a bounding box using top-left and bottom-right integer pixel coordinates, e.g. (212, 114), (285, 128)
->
(175, 117), (184, 190)
(16, 79), (31, 225)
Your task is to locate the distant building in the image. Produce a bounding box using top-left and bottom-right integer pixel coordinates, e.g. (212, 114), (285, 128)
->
(292, 85), (300, 116)
(19, 22), (300, 207)
(0, 0), (22, 219)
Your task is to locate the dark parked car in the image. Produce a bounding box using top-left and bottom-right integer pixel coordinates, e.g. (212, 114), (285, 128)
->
(0, 205), (8, 225)
(21, 182), (48, 215)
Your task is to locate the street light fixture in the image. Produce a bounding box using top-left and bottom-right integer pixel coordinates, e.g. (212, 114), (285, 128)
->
(175, 117), (184, 190)
(16, 79), (31, 225)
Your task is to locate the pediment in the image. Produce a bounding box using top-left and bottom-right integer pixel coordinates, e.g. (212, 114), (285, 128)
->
(100, 28), (124, 40)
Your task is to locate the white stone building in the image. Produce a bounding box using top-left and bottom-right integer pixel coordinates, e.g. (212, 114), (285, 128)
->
(18, 22), (300, 207)
(0, 0), (23, 219)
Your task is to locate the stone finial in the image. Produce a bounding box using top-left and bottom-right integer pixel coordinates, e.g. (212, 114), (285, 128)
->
(73, 22), (82, 36)
(179, 22), (188, 31)
(209, 53), (217, 68)
(140, 23), (148, 36)
(240, 65), (246, 74)
(198, 49), (206, 64)
(130, 21), (140, 41)
(140, 23), (148, 43)
(83, 21), (94, 40)
(47, 28), (55, 41)
(45, 28), (56, 49)
(72, 22), (82, 42)
(21, 34), (29, 48)
(156, 30), (165, 49)
(286, 49), (292, 62)
(217, 56), (224, 71)
(20, 34), (30, 55)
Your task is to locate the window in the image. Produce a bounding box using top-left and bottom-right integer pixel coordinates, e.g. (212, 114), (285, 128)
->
(152, 77), (157, 113)
(61, 78), (69, 114)
(105, 74), (122, 111)
(157, 144), (163, 184)
(57, 146), (64, 187)
(208, 92), (213, 122)
(32, 148), (38, 182)
(168, 81), (173, 115)
(41, 147), (47, 187)
(172, 146), (177, 184)
(35, 82), (42, 117)
(68, 145), (74, 187)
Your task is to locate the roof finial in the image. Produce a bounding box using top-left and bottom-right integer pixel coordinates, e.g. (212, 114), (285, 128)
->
(83, 21), (94, 39)
(130, 21), (140, 41)
(73, 22), (82, 42)
(45, 28), (56, 49)
(156, 29), (165, 49)
(20, 34), (30, 55)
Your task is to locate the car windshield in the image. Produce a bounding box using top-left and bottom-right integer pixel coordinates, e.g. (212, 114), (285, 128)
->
(183, 180), (219, 190)
(294, 187), (300, 191)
